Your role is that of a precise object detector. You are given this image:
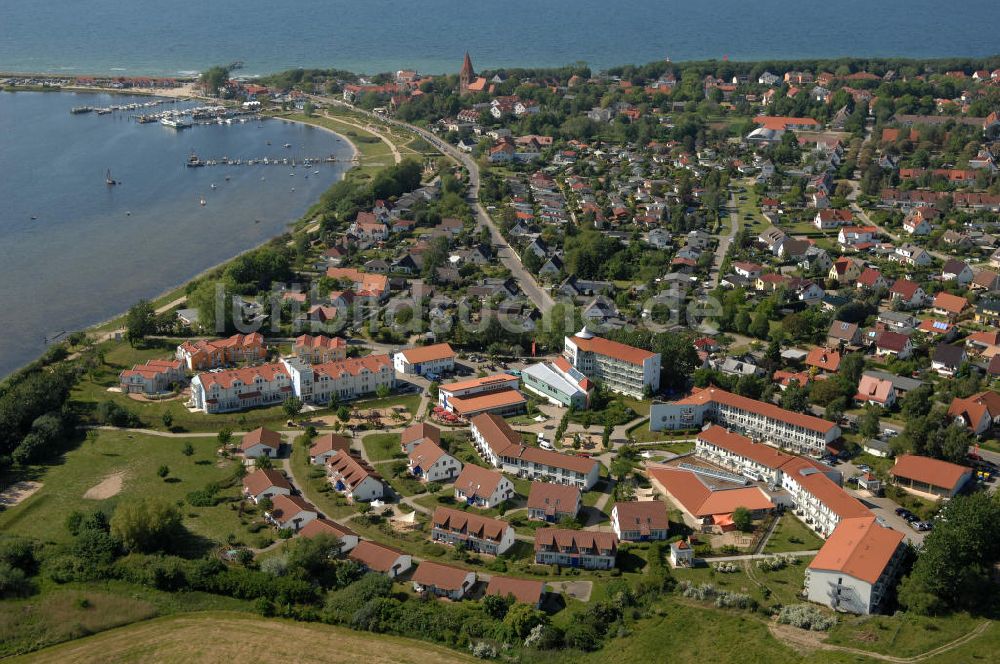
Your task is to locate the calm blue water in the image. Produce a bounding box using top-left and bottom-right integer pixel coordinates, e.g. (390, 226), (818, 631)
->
(0, 91), (354, 377)
(0, 0), (997, 76)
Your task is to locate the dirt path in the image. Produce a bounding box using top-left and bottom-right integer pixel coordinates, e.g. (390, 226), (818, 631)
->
(318, 111), (402, 165)
(768, 619), (992, 663)
(83, 471), (126, 500)
(0, 481), (43, 507)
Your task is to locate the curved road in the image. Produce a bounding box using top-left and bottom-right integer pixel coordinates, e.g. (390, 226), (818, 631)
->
(307, 94), (554, 312)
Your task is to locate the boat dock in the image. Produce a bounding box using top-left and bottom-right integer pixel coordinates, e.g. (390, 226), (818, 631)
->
(186, 155), (341, 168)
(70, 98), (179, 115)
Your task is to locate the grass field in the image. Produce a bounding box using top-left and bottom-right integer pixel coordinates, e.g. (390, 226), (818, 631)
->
(10, 611), (476, 664)
(361, 432), (403, 462)
(763, 515), (826, 554)
(0, 429), (265, 550)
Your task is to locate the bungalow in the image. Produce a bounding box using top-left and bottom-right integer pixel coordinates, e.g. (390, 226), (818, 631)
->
(431, 506), (515, 555)
(932, 292), (970, 320)
(610, 501), (669, 541)
(534, 529), (618, 570)
(348, 540), (412, 578)
(453, 464), (514, 508)
(241, 427), (282, 458)
(393, 342), (455, 377)
(485, 576), (546, 608)
(266, 494), (318, 532)
(733, 262), (763, 280)
(930, 344), (967, 377)
(309, 433), (351, 465)
(889, 455), (973, 499)
(242, 469), (292, 503)
(874, 331), (913, 360)
(400, 421), (441, 454)
(408, 440), (462, 483)
(941, 260), (974, 286)
(298, 518), (359, 552)
(948, 390), (1000, 435)
(888, 279), (926, 308)
(526, 482), (581, 522)
(855, 375), (897, 408)
(412, 561), (477, 600)
(327, 453), (386, 502)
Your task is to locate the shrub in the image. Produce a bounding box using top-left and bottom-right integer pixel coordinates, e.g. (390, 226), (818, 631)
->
(778, 604), (837, 631)
(469, 642), (498, 659)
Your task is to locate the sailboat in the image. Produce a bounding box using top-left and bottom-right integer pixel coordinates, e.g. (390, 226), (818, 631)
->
(199, 197), (206, 206)
(106, 169), (118, 186)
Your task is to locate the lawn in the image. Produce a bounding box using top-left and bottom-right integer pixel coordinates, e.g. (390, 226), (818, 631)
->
(825, 611), (988, 658)
(10, 611), (476, 664)
(0, 583), (250, 659)
(0, 429), (264, 550)
(352, 393), (422, 417)
(625, 419), (698, 445)
(361, 432), (403, 462)
(763, 515), (826, 554)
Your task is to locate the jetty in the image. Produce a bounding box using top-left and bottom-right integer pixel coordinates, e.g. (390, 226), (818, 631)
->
(184, 155), (340, 168)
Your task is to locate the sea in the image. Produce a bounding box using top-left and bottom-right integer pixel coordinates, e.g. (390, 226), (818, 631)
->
(1, 0), (998, 77)
(0, 91), (354, 377)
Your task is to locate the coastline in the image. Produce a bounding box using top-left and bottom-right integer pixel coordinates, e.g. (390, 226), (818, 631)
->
(83, 114), (361, 335)
(0, 97), (361, 380)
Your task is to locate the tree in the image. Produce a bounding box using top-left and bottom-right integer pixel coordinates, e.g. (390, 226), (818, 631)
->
(110, 498), (183, 553)
(483, 593), (514, 620)
(255, 455), (273, 470)
(157, 464), (170, 479)
(283, 397), (303, 420)
(199, 65), (231, 96)
(858, 406), (881, 439)
(779, 382), (809, 413)
(375, 384), (391, 399)
(336, 406), (351, 422)
(732, 506), (753, 532)
(218, 427), (233, 447)
(124, 299), (156, 347)
(302, 101), (315, 117)
(161, 412), (174, 430)
(181, 442), (194, 457)
(503, 603), (548, 640)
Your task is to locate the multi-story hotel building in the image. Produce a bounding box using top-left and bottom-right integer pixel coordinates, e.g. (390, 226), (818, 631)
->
(563, 327), (660, 398)
(651, 387), (841, 455)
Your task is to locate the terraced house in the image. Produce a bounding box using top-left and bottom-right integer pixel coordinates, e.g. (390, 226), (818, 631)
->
(283, 354), (394, 404)
(534, 529), (618, 569)
(189, 363), (293, 414)
(176, 333), (266, 371)
(563, 327), (661, 398)
(430, 506), (516, 555)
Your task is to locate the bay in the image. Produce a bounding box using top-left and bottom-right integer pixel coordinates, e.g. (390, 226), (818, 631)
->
(0, 0), (997, 77)
(0, 91), (354, 377)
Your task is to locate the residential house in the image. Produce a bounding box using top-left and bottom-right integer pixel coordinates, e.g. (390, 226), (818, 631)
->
(806, 347), (841, 373)
(431, 506), (515, 555)
(814, 209), (853, 230)
(299, 518), (359, 552)
(828, 257), (863, 283)
(856, 268), (889, 292)
(176, 333), (266, 371)
(941, 260), (974, 286)
(453, 464), (514, 509)
(948, 390), (1000, 435)
(932, 292), (970, 320)
(534, 529), (618, 570)
(327, 453), (386, 502)
(348, 540), (412, 578)
(242, 469), (292, 503)
(309, 433), (351, 465)
(412, 561), (477, 600)
(393, 343), (456, 377)
(485, 576), (545, 607)
(855, 375), (897, 408)
(526, 482), (581, 522)
(874, 331), (913, 360)
(827, 320), (861, 347)
(266, 495), (318, 532)
(293, 335), (347, 364)
(893, 244), (933, 267)
(888, 279), (926, 308)
(400, 421), (441, 454)
(974, 299), (1000, 326)
(119, 359), (185, 395)
(241, 427), (282, 458)
(930, 344), (967, 377)
(408, 440), (462, 483)
(610, 501), (669, 541)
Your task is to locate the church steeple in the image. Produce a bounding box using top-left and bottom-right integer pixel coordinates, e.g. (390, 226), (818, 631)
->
(460, 52), (475, 94)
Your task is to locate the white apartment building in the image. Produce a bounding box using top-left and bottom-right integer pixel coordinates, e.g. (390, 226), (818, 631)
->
(392, 342), (455, 376)
(190, 363), (293, 414)
(563, 327), (660, 398)
(469, 413), (601, 490)
(283, 354), (394, 405)
(651, 387), (841, 455)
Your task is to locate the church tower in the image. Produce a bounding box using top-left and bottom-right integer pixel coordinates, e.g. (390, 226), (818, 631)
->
(459, 52), (475, 95)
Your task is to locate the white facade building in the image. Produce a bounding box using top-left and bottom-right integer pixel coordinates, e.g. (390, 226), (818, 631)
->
(563, 327), (660, 398)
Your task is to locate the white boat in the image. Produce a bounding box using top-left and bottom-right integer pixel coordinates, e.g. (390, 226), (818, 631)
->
(161, 114), (192, 129)
(199, 198), (206, 206)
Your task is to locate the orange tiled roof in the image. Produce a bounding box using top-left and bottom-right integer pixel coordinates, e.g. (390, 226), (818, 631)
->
(890, 454), (972, 491)
(808, 516), (903, 584)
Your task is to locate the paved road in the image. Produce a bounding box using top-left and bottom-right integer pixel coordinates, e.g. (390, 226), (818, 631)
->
(306, 94), (554, 312)
(708, 190), (741, 288)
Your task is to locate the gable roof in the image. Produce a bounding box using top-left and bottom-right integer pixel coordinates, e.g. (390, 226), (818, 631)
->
(672, 387), (838, 435)
(485, 576), (545, 605)
(890, 454), (971, 491)
(432, 506), (510, 542)
(613, 501), (669, 531)
(805, 347), (841, 372)
(242, 469), (291, 496)
(348, 540), (407, 572)
(241, 427), (282, 452)
(454, 464), (507, 498)
(310, 433), (351, 458)
(527, 482), (581, 513)
(408, 439), (450, 469)
(808, 516), (903, 584)
(401, 421), (441, 447)
(647, 466), (775, 517)
(933, 292), (969, 314)
(948, 390), (1000, 428)
(412, 561), (473, 591)
(397, 342), (455, 364)
(533, 528), (618, 552)
(268, 494), (317, 525)
(299, 517), (356, 540)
